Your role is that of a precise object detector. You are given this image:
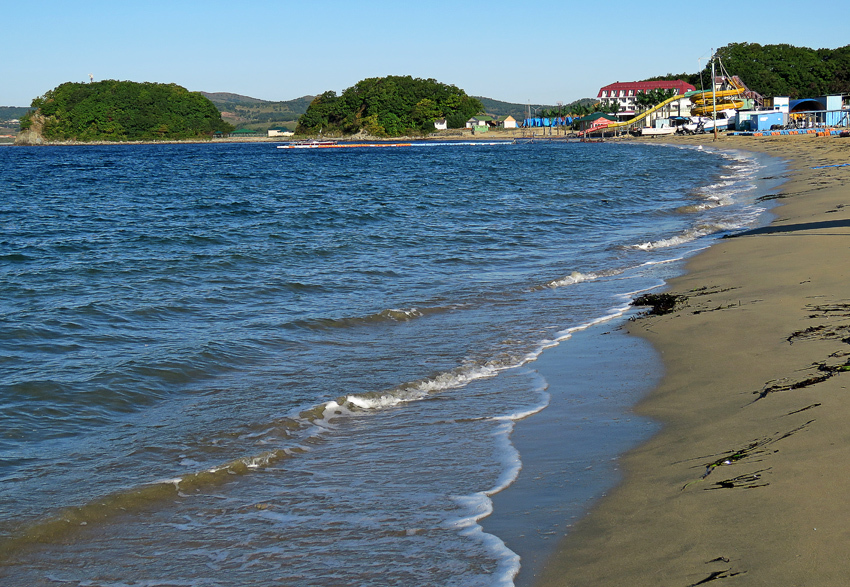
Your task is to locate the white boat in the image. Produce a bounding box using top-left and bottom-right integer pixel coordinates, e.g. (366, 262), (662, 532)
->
(277, 139), (338, 150)
(639, 126), (676, 136)
(681, 110), (736, 134)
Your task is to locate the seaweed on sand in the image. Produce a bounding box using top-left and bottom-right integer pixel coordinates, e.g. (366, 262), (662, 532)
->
(754, 361), (850, 401)
(631, 293), (684, 316)
(688, 569), (747, 586)
(681, 420), (813, 490)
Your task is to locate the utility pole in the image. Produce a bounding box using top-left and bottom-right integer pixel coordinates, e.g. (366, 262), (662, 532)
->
(557, 101), (562, 135)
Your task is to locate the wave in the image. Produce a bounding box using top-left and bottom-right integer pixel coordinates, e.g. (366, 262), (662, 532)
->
(674, 201), (721, 214)
(544, 270), (601, 289)
(0, 253), (31, 262)
(0, 300), (637, 558)
(288, 305), (454, 331)
(525, 269), (624, 292)
(629, 221), (740, 250)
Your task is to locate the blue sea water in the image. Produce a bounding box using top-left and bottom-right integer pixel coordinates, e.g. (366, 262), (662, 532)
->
(0, 141), (783, 586)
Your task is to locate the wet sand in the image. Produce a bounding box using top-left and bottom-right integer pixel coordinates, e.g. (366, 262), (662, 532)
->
(533, 133), (850, 586)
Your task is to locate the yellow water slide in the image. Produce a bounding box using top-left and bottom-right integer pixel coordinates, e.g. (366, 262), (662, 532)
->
(605, 94), (687, 129)
(689, 80), (746, 116)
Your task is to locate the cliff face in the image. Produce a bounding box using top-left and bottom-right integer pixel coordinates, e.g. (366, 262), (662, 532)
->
(14, 112), (46, 145)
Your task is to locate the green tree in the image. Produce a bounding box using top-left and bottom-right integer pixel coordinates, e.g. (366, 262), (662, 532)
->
(21, 80), (234, 141)
(700, 42), (850, 98)
(296, 76), (483, 136)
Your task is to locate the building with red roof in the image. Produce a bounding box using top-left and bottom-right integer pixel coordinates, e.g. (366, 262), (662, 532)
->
(598, 80), (697, 119)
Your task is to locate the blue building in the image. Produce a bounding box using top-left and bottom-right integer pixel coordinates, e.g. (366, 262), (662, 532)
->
(790, 95), (845, 126)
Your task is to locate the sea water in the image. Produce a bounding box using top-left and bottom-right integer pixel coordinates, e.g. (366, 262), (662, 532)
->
(0, 141), (784, 586)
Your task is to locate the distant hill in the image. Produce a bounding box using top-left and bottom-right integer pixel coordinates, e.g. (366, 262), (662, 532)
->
(0, 106), (30, 121)
(200, 92), (314, 132)
(475, 96), (598, 120)
(202, 92), (600, 132)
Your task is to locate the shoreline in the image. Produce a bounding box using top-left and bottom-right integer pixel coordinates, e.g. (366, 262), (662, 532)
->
(6, 128), (559, 146)
(532, 133), (850, 585)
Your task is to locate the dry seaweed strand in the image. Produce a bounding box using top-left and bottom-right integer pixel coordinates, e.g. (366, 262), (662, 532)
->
(681, 420), (813, 490)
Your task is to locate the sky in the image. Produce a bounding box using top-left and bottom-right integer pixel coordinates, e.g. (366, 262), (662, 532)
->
(3, 0), (849, 108)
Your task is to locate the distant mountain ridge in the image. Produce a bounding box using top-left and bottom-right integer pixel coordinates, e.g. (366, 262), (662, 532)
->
(199, 92), (597, 130)
(201, 92), (272, 105)
(474, 96), (597, 120)
(199, 92), (315, 131)
(0, 106), (30, 121)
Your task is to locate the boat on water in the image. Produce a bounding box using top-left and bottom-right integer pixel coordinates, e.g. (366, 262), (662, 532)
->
(277, 139), (338, 150)
(276, 140), (515, 150)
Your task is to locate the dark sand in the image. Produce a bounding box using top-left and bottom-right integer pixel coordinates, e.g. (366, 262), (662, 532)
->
(531, 133), (850, 586)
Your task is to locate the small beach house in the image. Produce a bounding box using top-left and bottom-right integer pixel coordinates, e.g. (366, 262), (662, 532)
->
(498, 115), (517, 129)
(466, 115), (494, 130)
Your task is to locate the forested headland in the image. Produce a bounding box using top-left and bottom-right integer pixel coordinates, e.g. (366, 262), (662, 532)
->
(19, 81), (234, 142)
(296, 76), (484, 137)
(645, 42), (850, 98)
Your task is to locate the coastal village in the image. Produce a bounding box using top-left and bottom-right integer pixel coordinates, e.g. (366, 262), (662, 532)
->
(460, 77), (850, 138)
(5, 27), (850, 587)
(4, 61), (849, 144)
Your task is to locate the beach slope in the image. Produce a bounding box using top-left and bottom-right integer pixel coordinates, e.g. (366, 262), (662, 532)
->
(535, 135), (850, 586)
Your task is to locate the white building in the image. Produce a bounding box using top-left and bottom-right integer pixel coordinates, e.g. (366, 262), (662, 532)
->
(598, 80), (697, 120)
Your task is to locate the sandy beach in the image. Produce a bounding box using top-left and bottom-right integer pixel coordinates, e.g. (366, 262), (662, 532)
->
(531, 133), (850, 586)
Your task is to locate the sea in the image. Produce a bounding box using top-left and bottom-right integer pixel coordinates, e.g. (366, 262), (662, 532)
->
(0, 140), (784, 586)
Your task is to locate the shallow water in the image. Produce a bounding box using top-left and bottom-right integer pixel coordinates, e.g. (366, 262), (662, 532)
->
(0, 141), (783, 585)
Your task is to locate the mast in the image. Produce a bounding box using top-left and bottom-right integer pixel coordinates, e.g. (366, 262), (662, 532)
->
(711, 50), (717, 141)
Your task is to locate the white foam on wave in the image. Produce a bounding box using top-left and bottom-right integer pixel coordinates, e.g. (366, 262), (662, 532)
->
(544, 268), (625, 289)
(676, 201), (720, 214)
(378, 307), (424, 321)
(546, 270), (598, 288)
(445, 378), (550, 587)
(345, 363), (502, 411)
(553, 304), (633, 342)
(630, 221), (739, 250)
(488, 388), (551, 495)
(448, 490), (521, 587)
(638, 255), (687, 267)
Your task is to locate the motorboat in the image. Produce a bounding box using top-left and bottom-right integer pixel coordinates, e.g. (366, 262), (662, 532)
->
(277, 139), (338, 149)
(680, 110), (736, 134)
(639, 126), (676, 136)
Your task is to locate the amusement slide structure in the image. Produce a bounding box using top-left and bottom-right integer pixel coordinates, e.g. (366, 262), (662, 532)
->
(582, 79), (748, 135)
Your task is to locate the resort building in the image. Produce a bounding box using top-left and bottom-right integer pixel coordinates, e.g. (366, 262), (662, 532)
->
(597, 80), (696, 120)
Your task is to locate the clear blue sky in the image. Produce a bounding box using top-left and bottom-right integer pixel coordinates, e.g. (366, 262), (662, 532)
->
(3, 0), (848, 107)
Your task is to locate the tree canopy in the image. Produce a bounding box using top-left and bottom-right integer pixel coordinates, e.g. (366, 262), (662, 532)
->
(295, 76), (484, 136)
(634, 88), (677, 110)
(20, 80), (234, 141)
(644, 43), (850, 99)
(709, 43), (850, 98)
